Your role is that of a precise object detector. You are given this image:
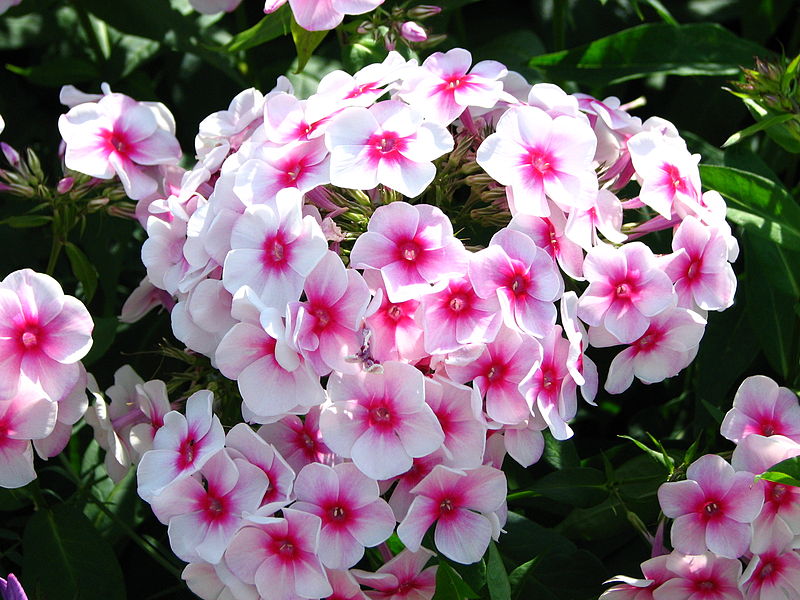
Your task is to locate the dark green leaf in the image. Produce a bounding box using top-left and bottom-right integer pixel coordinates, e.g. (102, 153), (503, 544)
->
(224, 7), (290, 53)
(529, 23), (769, 86)
(699, 165), (800, 249)
(542, 431), (580, 470)
(7, 57), (100, 86)
(742, 97), (800, 154)
(722, 113), (795, 148)
(64, 242), (98, 303)
(82, 316), (119, 367)
(527, 467), (608, 507)
(0, 215), (52, 228)
(434, 560), (479, 600)
(486, 542), (511, 600)
(759, 456), (800, 487)
(619, 435), (674, 473)
(509, 558), (539, 600)
(501, 512), (575, 565)
(22, 503), (126, 600)
(290, 16), (328, 74)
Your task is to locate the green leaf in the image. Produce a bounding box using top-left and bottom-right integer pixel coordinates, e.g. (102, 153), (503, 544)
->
(290, 16), (329, 74)
(64, 242), (98, 303)
(542, 431), (580, 470)
(509, 558), (539, 600)
(7, 57), (100, 86)
(722, 112), (795, 148)
(0, 215), (52, 228)
(22, 503), (126, 600)
(224, 7), (290, 53)
(742, 97), (800, 154)
(619, 435), (674, 473)
(528, 23), (769, 86)
(434, 560), (479, 600)
(486, 542), (511, 600)
(699, 165), (800, 249)
(759, 456), (800, 487)
(501, 512), (575, 565)
(526, 467), (608, 507)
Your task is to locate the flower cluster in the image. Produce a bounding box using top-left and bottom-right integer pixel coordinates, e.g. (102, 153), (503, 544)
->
(603, 375), (800, 600)
(0, 269), (93, 488)
(59, 46), (740, 599)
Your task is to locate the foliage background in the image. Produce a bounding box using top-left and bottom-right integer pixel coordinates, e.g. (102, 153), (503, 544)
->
(0, 0), (798, 598)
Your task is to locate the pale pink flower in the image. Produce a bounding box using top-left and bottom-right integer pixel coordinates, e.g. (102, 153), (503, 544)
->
(578, 242), (676, 344)
(508, 209), (585, 280)
(119, 275), (174, 324)
(424, 377), (486, 469)
(397, 48), (507, 125)
(657, 454), (763, 558)
(721, 375), (800, 443)
(257, 407), (335, 474)
(590, 307), (706, 394)
(137, 390), (226, 501)
(292, 462), (395, 569)
(653, 552), (743, 600)
(476, 105), (597, 216)
(58, 92), (181, 200)
(740, 521), (800, 600)
(498, 415), (548, 468)
(363, 270), (426, 363)
(445, 325), (542, 426)
(0, 269), (93, 402)
(663, 216), (736, 311)
(469, 227), (562, 338)
(628, 131), (702, 219)
(289, 250), (371, 375)
(150, 448), (269, 564)
(315, 52), (414, 110)
(222, 188), (328, 310)
(421, 273), (502, 354)
(264, 0), (385, 32)
(560, 291), (598, 405)
(325, 101), (453, 198)
(262, 92), (331, 147)
(600, 554), (672, 600)
(224, 508), (332, 600)
(349, 202), (468, 303)
(182, 560), (259, 600)
(0, 378), (57, 488)
(352, 548), (437, 600)
(564, 188), (627, 251)
(399, 21), (427, 43)
(323, 568), (370, 600)
(320, 361), (444, 480)
(397, 464), (506, 564)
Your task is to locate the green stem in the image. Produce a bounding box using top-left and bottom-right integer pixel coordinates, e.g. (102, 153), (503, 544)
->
(45, 238), (63, 276)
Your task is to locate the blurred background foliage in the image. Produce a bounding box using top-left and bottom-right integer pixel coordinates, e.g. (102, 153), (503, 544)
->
(1, 0), (799, 598)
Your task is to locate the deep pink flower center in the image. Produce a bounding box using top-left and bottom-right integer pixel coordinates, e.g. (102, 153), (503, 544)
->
(448, 294), (467, 312)
(400, 241), (421, 261)
(528, 149), (552, 175)
(446, 76), (463, 89)
(263, 235), (287, 266)
(770, 483), (788, 503)
(387, 304), (404, 320)
(302, 431), (316, 450)
(370, 405), (393, 427)
(686, 258), (702, 280)
(328, 505), (347, 522)
(376, 133), (398, 153)
(106, 129), (130, 155)
(703, 500), (720, 516)
(510, 273), (528, 295)
(277, 539), (296, 558)
(615, 282), (632, 298)
(635, 329), (663, 351)
(178, 438), (197, 469)
(757, 560), (777, 580)
(696, 580), (716, 591)
(21, 328), (39, 349)
(202, 489), (227, 522)
(486, 362), (504, 382)
(439, 498), (455, 513)
(663, 163), (688, 194)
(313, 306), (331, 328)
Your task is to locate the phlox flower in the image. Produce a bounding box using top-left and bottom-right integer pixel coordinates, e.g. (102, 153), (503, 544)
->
(476, 104), (597, 217)
(600, 554), (672, 600)
(578, 242), (676, 344)
(423, 378), (486, 469)
(387, 451), (446, 521)
(731, 434), (800, 549)
(652, 552), (742, 600)
(257, 407), (335, 474)
(420, 273), (502, 355)
(445, 325), (542, 426)
(320, 361), (444, 480)
(171, 279), (237, 361)
(397, 464), (506, 564)
(289, 250), (371, 376)
(262, 92), (331, 147)
(352, 548), (437, 600)
(58, 92), (181, 200)
(0, 268), (93, 402)
(363, 270), (426, 363)
(663, 216), (736, 311)
(264, 0), (385, 32)
(292, 462), (395, 569)
(564, 188), (627, 251)
(349, 202), (468, 303)
(560, 291), (598, 405)
(182, 559), (259, 600)
(150, 448), (269, 564)
(628, 131), (702, 219)
(215, 290), (325, 421)
(590, 307), (706, 395)
(495, 415), (548, 468)
(323, 568), (370, 600)
(508, 209), (585, 280)
(137, 390), (225, 501)
(315, 51), (414, 109)
(397, 48), (507, 125)
(469, 227), (562, 338)
(223, 187), (328, 310)
(657, 454), (763, 558)
(119, 275), (174, 324)
(325, 100), (453, 198)
(720, 375), (800, 443)
(740, 521), (800, 600)
(128, 379), (173, 456)
(224, 508), (331, 600)
(0, 378), (57, 489)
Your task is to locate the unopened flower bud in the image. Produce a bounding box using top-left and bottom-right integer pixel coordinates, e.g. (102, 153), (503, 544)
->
(1, 142), (20, 168)
(87, 197), (110, 212)
(399, 21), (427, 43)
(407, 4), (442, 19)
(57, 177), (75, 194)
(384, 31), (396, 51)
(356, 20), (375, 34)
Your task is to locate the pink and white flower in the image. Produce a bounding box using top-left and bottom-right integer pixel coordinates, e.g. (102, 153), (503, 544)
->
(264, 0), (385, 32)
(721, 375), (800, 444)
(653, 551), (742, 600)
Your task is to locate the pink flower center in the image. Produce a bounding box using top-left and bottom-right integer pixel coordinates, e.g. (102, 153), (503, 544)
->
(510, 274), (528, 295)
(486, 363), (503, 382)
(696, 580), (716, 591)
(757, 560), (776, 580)
(302, 432), (316, 450)
(369, 405), (393, 428)
(448, 295), (467, 312)
(328, 506), (347, 522)
(635, 329), (662, 352)
(178, 438), (197, 470)
(663, 163), (689, 194)
(446, 76), (463, 89)
(278, 539), (296, 558)
(400, 241), (420, 261)
(313, 307), (331, 328)
(615, 282), (632, 298)
(703, 501), (720, 516)
(263, 235), (287, 267)
(686, 259), (701, 280)
(106, 129), (130, 155)
(760, 420), (777, 436)
(439, 498), (454, 513)
(21, 329), (38, 349)
(770, 483), (788, 504)
(376, 133), (398, 153)
(528, 149), (552, 175)
(387, 304), (404, 320)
